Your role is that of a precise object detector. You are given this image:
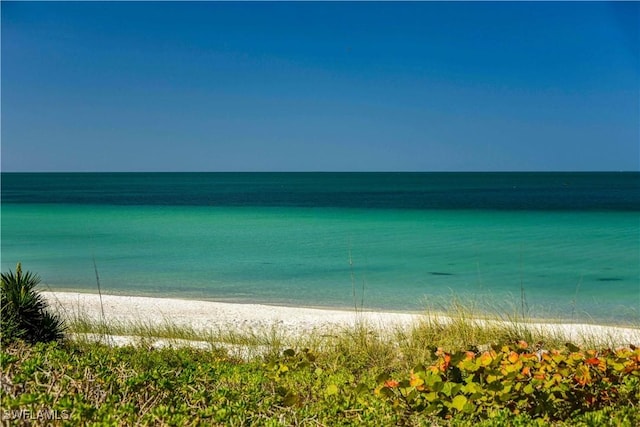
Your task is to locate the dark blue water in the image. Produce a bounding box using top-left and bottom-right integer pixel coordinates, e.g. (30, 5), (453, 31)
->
(2, 172), (639, 210)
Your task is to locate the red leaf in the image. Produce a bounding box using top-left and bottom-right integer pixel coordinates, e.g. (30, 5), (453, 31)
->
(585, 357), (600, 366)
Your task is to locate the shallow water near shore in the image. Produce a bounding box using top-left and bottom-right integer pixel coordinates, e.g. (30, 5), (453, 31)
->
(2, 172), (639, 324)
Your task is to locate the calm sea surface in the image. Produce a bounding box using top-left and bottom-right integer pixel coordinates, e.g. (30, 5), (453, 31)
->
(2, 172), (639, 324)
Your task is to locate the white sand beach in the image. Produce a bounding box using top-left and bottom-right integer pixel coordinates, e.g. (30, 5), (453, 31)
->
(43, 291), (640, 347)
(44, 291), (418, 337)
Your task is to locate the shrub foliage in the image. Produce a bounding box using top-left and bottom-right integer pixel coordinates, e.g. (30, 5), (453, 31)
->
(376, 341), (640, 422)
(1, 339), (639, 425)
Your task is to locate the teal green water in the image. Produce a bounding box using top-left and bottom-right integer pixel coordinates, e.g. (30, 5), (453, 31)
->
(1, 173), (639, 324)
(2, 203), (638, 324)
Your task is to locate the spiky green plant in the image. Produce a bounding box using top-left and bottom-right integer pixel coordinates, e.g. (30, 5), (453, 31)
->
(1, 263), (65, 344)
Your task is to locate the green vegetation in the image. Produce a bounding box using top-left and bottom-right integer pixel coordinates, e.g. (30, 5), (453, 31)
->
(2, 338), (639, 426)
(1, 263), (65, 345)
(1, 266), (639, 425)
(376, 343), (640, 423)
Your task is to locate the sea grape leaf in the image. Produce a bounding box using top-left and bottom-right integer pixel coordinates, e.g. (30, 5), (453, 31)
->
(376, 372), (390, 384)
(451, 395), (467, 411)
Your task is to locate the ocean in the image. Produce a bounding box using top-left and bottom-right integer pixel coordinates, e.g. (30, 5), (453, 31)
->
(1, 172), (639, 324)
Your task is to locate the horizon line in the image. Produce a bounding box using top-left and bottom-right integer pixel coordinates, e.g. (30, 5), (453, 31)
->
(2, 170), (638, 174)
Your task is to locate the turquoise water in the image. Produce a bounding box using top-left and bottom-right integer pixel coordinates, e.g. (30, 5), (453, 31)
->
(1, 173), (639, 324)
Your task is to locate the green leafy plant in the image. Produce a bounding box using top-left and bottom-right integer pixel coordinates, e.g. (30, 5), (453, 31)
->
(2, 334), (639, 425)
(1, 263), (65, 344)
(376, 341), (640, 422)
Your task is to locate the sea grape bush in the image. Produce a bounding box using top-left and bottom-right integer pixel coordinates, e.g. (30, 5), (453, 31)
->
(265, 348), (370, 411)
(375, 341), (640, 422)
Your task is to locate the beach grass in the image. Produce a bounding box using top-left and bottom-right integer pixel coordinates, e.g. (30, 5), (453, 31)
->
(3, 289), (639, 425)
(59, 296), (635, 371)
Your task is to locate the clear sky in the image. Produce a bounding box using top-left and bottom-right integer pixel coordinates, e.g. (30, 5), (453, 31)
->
(2, 1), (638, 172)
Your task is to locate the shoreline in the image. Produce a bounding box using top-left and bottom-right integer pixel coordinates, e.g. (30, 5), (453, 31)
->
(42, 287), (638, 327)
(43, 291), (640, 346)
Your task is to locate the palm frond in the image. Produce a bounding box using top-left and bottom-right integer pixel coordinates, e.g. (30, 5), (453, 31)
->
(1, 264), (65, 344)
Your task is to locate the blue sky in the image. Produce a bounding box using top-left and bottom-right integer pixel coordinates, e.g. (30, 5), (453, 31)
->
(2, 2), (638, 172)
